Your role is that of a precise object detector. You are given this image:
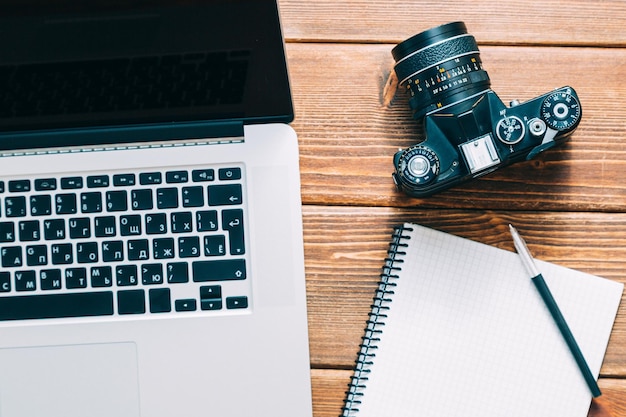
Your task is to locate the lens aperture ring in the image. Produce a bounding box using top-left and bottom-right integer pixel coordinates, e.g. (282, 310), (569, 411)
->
(394, 34), (479, 85)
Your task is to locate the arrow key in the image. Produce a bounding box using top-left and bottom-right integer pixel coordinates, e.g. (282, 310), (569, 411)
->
(201, 298), (222, 311)
(226, 296), (248, 310)
(175, 299), (197, 312)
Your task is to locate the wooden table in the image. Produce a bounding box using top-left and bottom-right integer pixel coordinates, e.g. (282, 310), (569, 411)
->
(278, 1), (626, 415)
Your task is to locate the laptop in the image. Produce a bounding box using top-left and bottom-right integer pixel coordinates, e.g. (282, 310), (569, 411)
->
(0, 1), (313, 416)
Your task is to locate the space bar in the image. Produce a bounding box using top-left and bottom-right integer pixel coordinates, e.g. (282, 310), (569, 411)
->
(0, 292), (114, 321)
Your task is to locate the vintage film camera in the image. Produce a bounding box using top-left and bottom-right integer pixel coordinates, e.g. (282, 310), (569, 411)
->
(391, 22), (581, 197)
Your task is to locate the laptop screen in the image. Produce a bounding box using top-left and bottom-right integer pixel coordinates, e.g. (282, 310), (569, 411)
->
(0, 0), (293, 139)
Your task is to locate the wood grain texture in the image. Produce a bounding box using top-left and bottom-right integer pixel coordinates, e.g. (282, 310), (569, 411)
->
(287, 43), (626, 210)
(310, 369), (626, 417)
(278, 1), (626, 415)
(279, 0), (626, 46)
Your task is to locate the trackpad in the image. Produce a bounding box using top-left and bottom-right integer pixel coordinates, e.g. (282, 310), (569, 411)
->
(0, 342), (140, 417)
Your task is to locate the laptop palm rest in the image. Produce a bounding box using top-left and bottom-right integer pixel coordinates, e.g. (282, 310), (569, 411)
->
(0, 342), (140, 417)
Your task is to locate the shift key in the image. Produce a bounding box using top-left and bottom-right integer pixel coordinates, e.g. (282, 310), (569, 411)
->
(192, 259), (246, 282)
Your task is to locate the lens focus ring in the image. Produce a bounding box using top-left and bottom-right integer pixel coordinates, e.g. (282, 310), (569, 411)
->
(392, 22), (491, 119)
(394, 34), (479, 85)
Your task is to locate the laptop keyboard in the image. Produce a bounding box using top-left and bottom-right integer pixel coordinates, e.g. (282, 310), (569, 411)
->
(0, 164), (250, 321)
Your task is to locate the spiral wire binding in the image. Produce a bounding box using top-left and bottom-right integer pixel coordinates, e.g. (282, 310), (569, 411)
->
(341, 225), (412, 417)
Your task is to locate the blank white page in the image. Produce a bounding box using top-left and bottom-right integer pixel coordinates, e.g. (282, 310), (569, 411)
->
(355, 224), (622, 417)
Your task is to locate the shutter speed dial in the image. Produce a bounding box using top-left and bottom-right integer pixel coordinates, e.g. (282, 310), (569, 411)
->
(540, 90), (581, 131)
(495, 116), (525, 144)
(398, 145), (440, 185)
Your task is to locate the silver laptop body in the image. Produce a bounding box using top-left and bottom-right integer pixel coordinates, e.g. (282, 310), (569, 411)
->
(0, 1), (312, 416)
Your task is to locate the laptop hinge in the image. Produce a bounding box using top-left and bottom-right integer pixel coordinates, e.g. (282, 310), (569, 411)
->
(0, 120), (245, 153)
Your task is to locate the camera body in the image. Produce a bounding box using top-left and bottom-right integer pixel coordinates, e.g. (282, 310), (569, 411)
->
(391, 22), (581, 197)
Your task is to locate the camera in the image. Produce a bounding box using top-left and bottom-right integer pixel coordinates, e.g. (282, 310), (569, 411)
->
(391, 22), (581, 197)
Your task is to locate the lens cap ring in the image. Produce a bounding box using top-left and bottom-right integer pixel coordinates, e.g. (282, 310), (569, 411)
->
(392, 22), (468, 61)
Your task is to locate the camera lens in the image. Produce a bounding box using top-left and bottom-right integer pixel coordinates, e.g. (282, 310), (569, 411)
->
(392, 22), (491, 119)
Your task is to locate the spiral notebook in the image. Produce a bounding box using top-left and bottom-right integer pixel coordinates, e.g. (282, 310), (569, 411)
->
(342, 223), (623, 417)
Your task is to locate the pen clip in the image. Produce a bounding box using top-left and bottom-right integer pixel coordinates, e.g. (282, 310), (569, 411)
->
(509, 225), (540, 277)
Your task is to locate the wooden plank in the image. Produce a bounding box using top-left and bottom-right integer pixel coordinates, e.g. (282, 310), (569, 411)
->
(287, 43), (626, 210)
(301, 206), (626, 375)
(279, 0), (626, 46)
(310, 369), (626, 417)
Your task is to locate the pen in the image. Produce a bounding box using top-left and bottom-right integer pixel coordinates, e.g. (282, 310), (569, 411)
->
(509, 224), (602, 398)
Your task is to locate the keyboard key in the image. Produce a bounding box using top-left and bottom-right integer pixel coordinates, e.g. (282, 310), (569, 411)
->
(1, 246), (22, 267)
(153, 238), (175, 259)
(192, 169), (214, 182)
(178, 236), (200, 258)
(226, 296), (248, 309)
(196, 210), (218, 232)
(116, 265), (138, 286)
(200, 298), (222, 311)
(65, 268), (87, 289)
(25, 245), (47, 266)
(15, 270), (36, 291)
(18, 220), (40, 241)
(218, 167), (241, 181)
(175, 299), (197, 312)
(200, 285), (221, 299)
(208, 184), (242, 206)
(127, 239), (149, 260)
(139, 172), (162, 185)
(5, 196), (27, 217)
(0, 291), (114, 321)
(156, 188), (178, 209)
(77, 242), (99, 263)
(192, 259), (246, 282)
(0, 271), (10, 292)
(182, 186), (204, 207)
(166, 171), (189, 183)
(131, 189), (153, 210)
(120, 215), (142, 236)
(106, 190), (128, 212)
(0, 222), (15, 242)
(142, 263), (163, 285)
(113, 174), (135, 186)
(91, 266), (113, 287)
(87, 175), (109, 188)
(55, 194), (77, 214)
(69, 217), (91, 239)
(222, 209), (245, 255)
(61, 177), (83, 189)
(40, 269), (62, 290)
(9, 180), (30, 192)
(51, 243), (72, 265)
(149, 288), (171, 313)
(118, 289), (145, 314)
(203, 235), (226, 256)
(171, 212), (193, 233)
(145, 213), (167, 234)
(102, 240), (124, 262)
(166, 262), (189, 283)
(43, 219), (65, 240)
(81, 192), (102, 213)
(34, 178), (57, 191)
(30, 195), (52, 216)
(94, 216), (116, 237)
